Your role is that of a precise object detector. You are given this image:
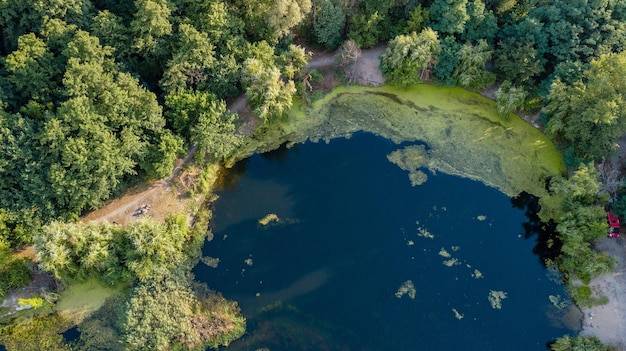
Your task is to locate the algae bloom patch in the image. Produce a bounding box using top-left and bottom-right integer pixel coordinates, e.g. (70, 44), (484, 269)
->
(387, 145), (430, 186)
(395, 280), (416, 299)
(488, 290), (508, 309)
(258, 213), (280, 226)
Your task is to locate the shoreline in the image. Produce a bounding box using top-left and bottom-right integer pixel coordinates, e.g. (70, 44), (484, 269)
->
(579, 237), (626, 350)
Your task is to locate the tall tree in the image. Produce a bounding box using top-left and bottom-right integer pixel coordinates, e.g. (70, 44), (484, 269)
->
(380, 28), (441, 87)
(545, 52), (626, 163)
(314, 0), (345, 49)
(461, 0), (497, 44)
(452, 39), (495, 90)
(265, 0), (312, 40)
(160, 24), (216, 93)
(2, 33), (60, 108)
(500, 0), (626, 80)
(190, 98), (242, 162)
(428, 0), (469, 35)
(242, 58), (296, 122)
(0, 0), (93, 52)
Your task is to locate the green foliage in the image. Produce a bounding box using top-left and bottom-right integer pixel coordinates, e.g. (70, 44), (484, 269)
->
(461, 0), (497, 44)
(346, 0), (404, 48)
(550, 164), (616, 283)
(90, 10), (130, 58)
(495, 80), (526, 120)
(239, 42), (310, 123)
(501, 0), (626, 81)
(550, 335), (611, 351)
(276, 44), (311, 80)
(550, 164), (601, 206)
(0, 314), (73, 351)
(402, 5), (429, 34)
(165, 89), (242, 161)
(122, 271), (197, 350)
(129, 0), (173, 58)
(432, 36), (461, 86)
(0, 0), (94, 52)
(141, 131), (185, 179)
(545, 52), (626, 163)
(380, 28), (441, 87)
(577, 285), (592, 300)
(348, 10), (383, 48)
(452, 39), (496, 90)
(190, 99), (243, 162)
(314, 0), (345, 49)
(428, 0), (469, 35)
(18, 297), (45, 309)
(0, 238), (32, 299)
(160, 23), (216, 93)
(122, 271), (245, 351)
(34, 214), (195, 284)
(0, 28), (169, 227)
(73, 295), (126, 351)
(265, 0), (312, 40)
(243, 58), (296, 122)
(2, 33), (60, 108)
(494, 37), (544, 85)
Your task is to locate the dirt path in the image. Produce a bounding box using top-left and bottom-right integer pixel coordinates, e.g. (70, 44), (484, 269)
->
(80, 48), (387, 227)
(81, 145), (198, 226)
(579, 237), (626, 350)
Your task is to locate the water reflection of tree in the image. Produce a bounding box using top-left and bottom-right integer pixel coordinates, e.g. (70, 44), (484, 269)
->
(260, 142), (298, 163)
(216, 158), (250, 190)
(511, 192), (562, 266)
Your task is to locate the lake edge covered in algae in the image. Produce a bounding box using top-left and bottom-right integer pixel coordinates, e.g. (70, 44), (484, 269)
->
(231, 84), (565, 220)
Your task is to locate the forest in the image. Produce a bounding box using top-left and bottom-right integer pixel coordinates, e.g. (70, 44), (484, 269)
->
(1, 0), (626, 350)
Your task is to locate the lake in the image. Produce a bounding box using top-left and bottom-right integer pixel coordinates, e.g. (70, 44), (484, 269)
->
(194, 132), (576, 351)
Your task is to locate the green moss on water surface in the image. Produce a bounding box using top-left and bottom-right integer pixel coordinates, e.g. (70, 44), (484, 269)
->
(230, 84), (565, 219)
(55, 279), (127, 324)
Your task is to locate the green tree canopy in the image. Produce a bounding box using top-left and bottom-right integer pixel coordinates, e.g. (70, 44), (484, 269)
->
(545, 52), (626, 164)
(428, 0), (469, 35)
(160, 23), (216, 93)
(452, 39), (495, 90)
(380, 28), (441, 87)
(500, 0), (626, 81)
(314, 0), (346, 49)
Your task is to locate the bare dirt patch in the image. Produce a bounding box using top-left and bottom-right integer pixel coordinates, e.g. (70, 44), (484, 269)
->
(579, 237), (626, 350)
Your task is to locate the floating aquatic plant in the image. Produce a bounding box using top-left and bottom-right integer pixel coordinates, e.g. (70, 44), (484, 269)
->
(395, 280), (416, 299)
(201, 256), (220, 268)
(452, 308), (464, 320)
(549, 294), (570, 310)
(443, 258), (460, 267)
(472, 269), (484, 279)
(476, 215), (487, 221)
(417, 226), (435, 239)
(259, 213), (280, 226)
(387, 145), (430, 186)
(488, 290), (508, 309)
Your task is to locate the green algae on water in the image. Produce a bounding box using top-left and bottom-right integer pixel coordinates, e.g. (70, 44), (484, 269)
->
(387, 145), (430, 186)
(258, 213), (280, 226)
(201, 256), (221, 268)
(395, 280), (417, 299)
(231, 84), (565, 219)
(488, 290), (508, 309)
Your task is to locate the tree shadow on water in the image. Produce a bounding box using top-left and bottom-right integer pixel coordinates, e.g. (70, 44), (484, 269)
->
(511, 192), (563, 267)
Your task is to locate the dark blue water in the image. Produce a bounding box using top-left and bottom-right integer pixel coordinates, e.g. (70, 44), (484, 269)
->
(194, 133), (573, 351)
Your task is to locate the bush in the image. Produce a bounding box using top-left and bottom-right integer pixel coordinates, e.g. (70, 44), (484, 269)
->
(577, 285), (592, 300)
